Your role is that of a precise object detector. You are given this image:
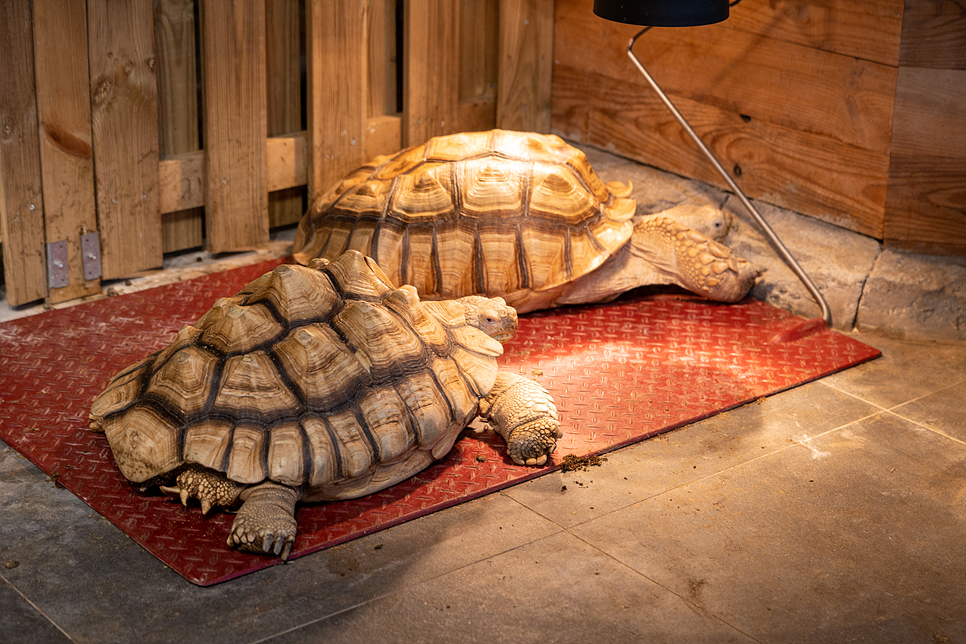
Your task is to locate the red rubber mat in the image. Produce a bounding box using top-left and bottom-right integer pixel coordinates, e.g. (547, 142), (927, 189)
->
(0, 259), (879, 585)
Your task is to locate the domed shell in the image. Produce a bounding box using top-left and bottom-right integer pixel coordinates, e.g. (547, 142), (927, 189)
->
(292, 129), (637, 301)
(89, 251), (504, 499)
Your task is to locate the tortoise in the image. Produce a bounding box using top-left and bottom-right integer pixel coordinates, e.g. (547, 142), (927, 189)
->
(292, 129), (761, 314)
(89, 250), (560, 559)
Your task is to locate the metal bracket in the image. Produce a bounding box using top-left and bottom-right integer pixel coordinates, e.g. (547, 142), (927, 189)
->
(81, 232), (102, 280)
(46, 240), (70, 289)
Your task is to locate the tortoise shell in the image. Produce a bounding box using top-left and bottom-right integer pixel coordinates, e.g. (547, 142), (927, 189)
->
(292, 129), (636, 302)
(88, 251), (506, 501)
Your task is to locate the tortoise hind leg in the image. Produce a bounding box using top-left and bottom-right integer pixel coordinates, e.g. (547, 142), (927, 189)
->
(229, 481), (299, 559)
(479, 372), (562, 466)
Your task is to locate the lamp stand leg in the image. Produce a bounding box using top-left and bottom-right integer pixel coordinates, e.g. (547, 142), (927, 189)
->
(627, 27), (832, 327)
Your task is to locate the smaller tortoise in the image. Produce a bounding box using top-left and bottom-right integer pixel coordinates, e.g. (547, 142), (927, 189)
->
(89, 251), (560, 559)
(293, 129), (761, 314)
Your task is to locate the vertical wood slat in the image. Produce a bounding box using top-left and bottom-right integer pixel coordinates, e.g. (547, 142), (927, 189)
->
(87, 0), (163, 279)
(0, 0), (47, 305)
(266, 0), (305, 228)
(155, 0), (204, 253)
(33, 0), (100, 303)
(496, 0), (554, 133)
(368, 0), (398, 119)
(403, 0), (459, 146)
(306, 0), (367, 200)
(200, 0), (270, 253)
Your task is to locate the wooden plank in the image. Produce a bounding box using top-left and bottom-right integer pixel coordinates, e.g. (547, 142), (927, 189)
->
(305, 0), (367, 200)
(0, 0), (47, 305)
(560, 66), (889, 237)
(32, 0), (100, 303)
(726, 0), (903, 66)
(266, 0), (305, 229)
(899, 0), (966, 70)
(883, 155), (966, 254)
(200, 0), (269, 253)
(496, 0), (554, 133)
(368, 0), (399, 118)
(403, 0), (459, 146)
(459, 98), (497, 133)
(366, 115), (402, 159)
(267, 132), (308, 192)
(554, 0), (897, 154)
(460, 0), (498, 103)
(87, 0), (163, 279)
(159, 151), (205, 213)
(884, 67), (966, 254)
(154, 0), (204, 253)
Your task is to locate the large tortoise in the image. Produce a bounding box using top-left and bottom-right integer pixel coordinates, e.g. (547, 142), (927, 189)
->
(89, 251), (560, 559)
(293, 129), (761, 314)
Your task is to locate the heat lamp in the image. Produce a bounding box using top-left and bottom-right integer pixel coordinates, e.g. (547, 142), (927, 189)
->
(593, 0), (832, 325)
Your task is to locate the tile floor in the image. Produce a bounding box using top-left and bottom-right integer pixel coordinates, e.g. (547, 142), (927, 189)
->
(2, 329), (964, 644)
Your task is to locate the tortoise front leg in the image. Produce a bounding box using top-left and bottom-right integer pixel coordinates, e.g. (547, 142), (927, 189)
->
(479, 371), (561, 466)
(229, 481), (299, 560)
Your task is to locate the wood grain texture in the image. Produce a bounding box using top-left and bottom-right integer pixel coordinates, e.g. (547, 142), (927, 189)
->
(459, 98), (497, 133)
(460, 0), (499, 103)
(306, 0), (368, 201)
(87, 0), (163, 279)
(884, 67), (966, 254)
(403, 0), (459, 146)
(33, 0), (100, 302)
(726, 0), (903, 65)
(368, 0), (398, 118)
(554, 0), (897, 154)
(564, 66), (888, 237)
(200, 0), (270, 253)
(0, 0), (47, 305)
(496, 0), (554, 133)
(266, 0), (305, 228)
(899, 0), (966, 70)
(154, 0), (203, 253)
(366, 115), (402, 160)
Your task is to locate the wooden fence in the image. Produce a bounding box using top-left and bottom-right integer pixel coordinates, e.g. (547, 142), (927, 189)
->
(0, 0), (554, 307)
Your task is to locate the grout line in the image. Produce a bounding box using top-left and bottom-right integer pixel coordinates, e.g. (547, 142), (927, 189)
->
(0, 573), (75, 642)
(883, 409), (966, 448)
(564, 529), (766, 644)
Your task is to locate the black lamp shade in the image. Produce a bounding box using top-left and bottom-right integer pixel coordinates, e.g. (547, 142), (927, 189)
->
(593, 0), (729, 26)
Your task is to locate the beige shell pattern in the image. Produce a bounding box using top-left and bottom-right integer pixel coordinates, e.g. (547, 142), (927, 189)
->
(88, 251), (504, 501)
(292, 129), (637, 301)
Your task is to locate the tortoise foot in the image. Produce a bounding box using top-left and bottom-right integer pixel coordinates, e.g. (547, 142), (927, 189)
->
(480, 372), (562, 467)
(160, 464), (245, 515)
(228, 482), (299, 559)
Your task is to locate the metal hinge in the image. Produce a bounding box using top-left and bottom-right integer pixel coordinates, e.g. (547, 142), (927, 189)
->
(81, 232), (102, 280)
(46, 240), (69, 289)
(46, 232), (102, 290)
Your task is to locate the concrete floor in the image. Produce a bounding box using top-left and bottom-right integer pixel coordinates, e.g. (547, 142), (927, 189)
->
(2, 329), (965, 644)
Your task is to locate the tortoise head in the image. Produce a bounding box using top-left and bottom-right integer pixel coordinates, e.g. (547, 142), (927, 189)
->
(458, 296), (518, 343)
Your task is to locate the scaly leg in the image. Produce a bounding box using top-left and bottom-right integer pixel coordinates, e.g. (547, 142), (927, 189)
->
(479, 372), (561, 466)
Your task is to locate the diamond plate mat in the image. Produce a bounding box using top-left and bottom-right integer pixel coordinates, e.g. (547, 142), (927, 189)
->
(0, 259), (880, 585)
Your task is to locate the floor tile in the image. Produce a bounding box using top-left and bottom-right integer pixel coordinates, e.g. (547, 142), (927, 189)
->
(570, 412), (966, 643)
(504, 381), (879, 528)
(0, 580), (71, 644)
(265, 531), (757, 644)
(820, 333), (966, 409)
(892, 381), (966, 442)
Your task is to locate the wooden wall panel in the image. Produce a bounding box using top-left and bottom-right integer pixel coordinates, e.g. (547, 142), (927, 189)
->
(458, 0), (499, 132)
(368, 0), (399, 119)
(496, 0), (555, 133)
(87, 0), (163, 279)
(884, 67), (966, 254)
(306, 0), (367, 200)
(551, 0), (899, 238)
(200, 0), (270, 253)
(899, 0), (966, 70)
(0, 0), (47, 305)
(155, 0), (204, 253)
(33, 0), (100, 303)
(404, 0), (459, 146)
